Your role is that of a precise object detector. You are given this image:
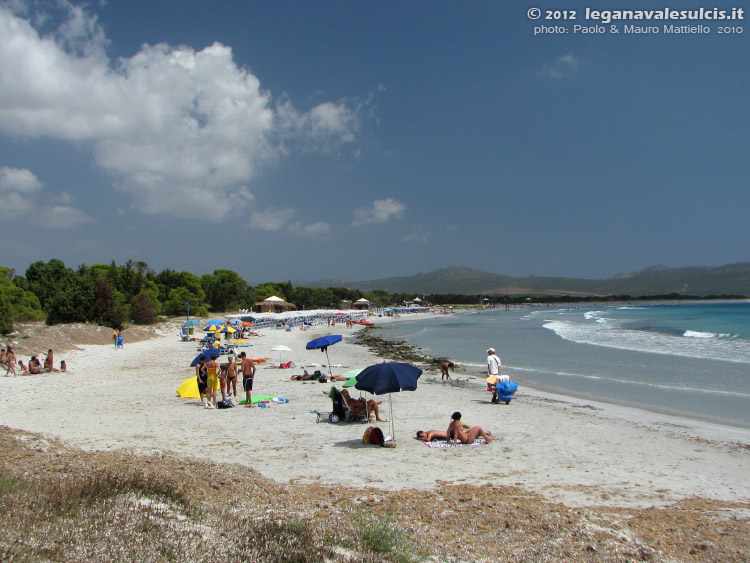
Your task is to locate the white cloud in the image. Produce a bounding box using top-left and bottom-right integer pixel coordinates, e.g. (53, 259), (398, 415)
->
(402, 228), (431, 244)
(249, 206), (331, 237)
(0, 166), (43, 217)
(35, 205), (95, 228)
(289, 221), (331, 236)
(352, 198), (406, 225)
(539, 53), (580, 79)
(0, 4), (363, 221)
(0, 165), (93, 224)
(250, 207), (297, 231)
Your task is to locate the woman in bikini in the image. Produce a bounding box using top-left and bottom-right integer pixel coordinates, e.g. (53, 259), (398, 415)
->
(446, 412), (493, 445)
(225, 358), (238, 398)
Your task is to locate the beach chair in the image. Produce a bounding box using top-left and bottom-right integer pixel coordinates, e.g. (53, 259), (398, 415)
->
(318, 386), (348, 423)
(340, 388), (372, 422)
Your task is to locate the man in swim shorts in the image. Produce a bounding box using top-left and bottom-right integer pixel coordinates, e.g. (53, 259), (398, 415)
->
(239, 352), (256, 406)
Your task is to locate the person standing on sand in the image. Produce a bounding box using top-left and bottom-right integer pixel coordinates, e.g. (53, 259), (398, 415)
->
(239, 351), (256, 406)
(486, 347), (502, 403)
(205, 355), (220, 408)
(112, 328), (118, 348)
(196, 357), (208, 406)
(5, 346), (16, 376)
(225, 356), (238, 398)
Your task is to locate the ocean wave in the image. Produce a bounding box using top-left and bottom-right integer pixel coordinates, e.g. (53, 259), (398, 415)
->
(684, 330), (716, 339)
(508, 366), (750, 398)
(543, 320), (750, 364)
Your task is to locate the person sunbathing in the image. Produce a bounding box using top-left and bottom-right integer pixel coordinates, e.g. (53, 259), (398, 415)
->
(290, 370), (317, 381)
(416, 430), (449, 442)
(446, 412), (493, 444)
(341, 389), (386, 422)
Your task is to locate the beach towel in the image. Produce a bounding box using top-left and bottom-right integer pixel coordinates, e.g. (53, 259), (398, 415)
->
(423, 438), (489, 448)
(238, 395), (281, 405)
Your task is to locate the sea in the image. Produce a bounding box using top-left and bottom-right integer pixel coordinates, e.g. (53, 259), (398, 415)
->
(379, 301), (750, 429)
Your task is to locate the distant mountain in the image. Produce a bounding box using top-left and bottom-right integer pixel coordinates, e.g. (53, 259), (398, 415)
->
(300, 263), (750, 297)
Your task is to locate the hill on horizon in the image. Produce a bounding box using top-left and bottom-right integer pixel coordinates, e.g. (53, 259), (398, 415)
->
(299, 263), (750, 297)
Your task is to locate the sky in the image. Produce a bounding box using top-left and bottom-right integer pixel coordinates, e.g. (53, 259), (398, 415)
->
(1, 0), (747, 284)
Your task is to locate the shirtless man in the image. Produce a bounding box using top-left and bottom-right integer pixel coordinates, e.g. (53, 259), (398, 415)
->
(239, 352), (256, 406)
(446, 412), (493, 445)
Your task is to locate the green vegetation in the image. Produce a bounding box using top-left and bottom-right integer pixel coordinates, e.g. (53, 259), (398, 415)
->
(353, 503), (423, 563)
(1, 259), (746, 334)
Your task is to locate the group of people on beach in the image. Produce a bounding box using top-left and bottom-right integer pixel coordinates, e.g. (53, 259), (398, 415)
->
(195, 351), (256, 409)
(2, 347), (64, 376)
(415, 345), (505, 445)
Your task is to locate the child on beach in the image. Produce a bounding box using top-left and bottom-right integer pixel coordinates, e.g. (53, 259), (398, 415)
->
(5, 346), (17, 376)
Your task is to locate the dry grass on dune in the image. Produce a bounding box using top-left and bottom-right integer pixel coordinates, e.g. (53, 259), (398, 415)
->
(1, 427), (749, 562)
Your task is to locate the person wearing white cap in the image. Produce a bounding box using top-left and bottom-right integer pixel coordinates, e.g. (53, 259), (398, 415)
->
(486, 347), (503, 403)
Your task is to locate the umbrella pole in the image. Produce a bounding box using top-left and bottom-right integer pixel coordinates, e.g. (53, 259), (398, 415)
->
(325, 349), (332, 376)
(389, 394), (394, 439)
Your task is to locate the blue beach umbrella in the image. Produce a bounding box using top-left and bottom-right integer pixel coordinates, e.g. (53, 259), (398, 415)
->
(306, 334), (343, 376)
(355, 362), (422, 439)
(183, 319), (201, 327)
(190, 349), (222, 367)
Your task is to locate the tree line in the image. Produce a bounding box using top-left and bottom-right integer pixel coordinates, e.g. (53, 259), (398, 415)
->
(0, 260), (424, 334)
(2, 260), (740, 335)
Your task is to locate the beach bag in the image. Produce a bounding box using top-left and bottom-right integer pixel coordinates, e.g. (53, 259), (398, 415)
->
(216, 399), (231, 409)
(370, 427), (385, 446)
(362, 427), (373, 443)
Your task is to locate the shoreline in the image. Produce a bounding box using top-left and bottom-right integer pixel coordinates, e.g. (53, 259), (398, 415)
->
(372, 305), (750, 430)
(1, 314), (749, 512)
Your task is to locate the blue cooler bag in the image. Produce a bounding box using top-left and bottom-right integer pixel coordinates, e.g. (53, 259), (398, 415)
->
(497, 381), (518, 404)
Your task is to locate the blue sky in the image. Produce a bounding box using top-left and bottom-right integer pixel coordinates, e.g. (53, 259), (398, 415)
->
(1, 0), (747, 284)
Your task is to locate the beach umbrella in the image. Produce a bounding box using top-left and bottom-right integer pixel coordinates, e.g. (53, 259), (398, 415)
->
(205, 319), (224, 327)
(190, 349), (222, 367)
(355, 362), (422, 438)
(270, 344), (293, 363)
(240, 316), (256, 322)
(183, 319), (201, 327)
(305, 334), (342, 376)
(219, 326), (237, 334)
(341, 368), (363, 388)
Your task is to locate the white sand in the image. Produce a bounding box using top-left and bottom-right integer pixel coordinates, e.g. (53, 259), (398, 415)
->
(2, 315), (749, 509)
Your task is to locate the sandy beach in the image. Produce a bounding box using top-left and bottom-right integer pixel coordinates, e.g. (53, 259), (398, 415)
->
(2, 313), (749, 511)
